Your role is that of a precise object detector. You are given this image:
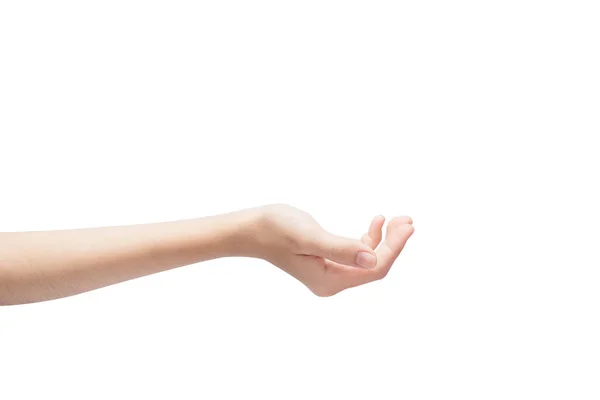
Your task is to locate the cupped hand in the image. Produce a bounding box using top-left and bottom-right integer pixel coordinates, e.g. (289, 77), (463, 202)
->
(253, 204), (414, 296)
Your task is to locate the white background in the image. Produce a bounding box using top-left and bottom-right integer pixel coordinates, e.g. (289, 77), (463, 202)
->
(1, 1), (599, 398)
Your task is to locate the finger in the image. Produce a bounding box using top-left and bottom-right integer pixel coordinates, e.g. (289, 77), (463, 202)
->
(394, 216), (413, 226)
(373, 219), (415, 279)
(361, 215), (385, 249)
(306, 230), (377, 269)
(324, 216), (414, 283)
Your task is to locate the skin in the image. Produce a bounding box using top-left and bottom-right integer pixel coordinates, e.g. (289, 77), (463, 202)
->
(0, 204), (414, 305)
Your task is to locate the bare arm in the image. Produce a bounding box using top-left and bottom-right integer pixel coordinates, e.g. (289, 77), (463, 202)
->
(0, 209), (259, 304)
(0, 204), (414, 305)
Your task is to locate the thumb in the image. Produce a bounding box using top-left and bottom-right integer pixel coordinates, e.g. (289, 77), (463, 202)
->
(307, 230), (377, 269)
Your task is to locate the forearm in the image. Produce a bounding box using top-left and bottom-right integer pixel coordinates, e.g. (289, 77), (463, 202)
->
(0, 209), (260, 305)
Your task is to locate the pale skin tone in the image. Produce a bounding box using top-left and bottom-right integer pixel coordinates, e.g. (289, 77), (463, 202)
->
(0, 204), (414, 305)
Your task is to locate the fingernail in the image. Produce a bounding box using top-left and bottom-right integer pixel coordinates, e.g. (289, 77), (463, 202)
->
(356, 251), (376, 269)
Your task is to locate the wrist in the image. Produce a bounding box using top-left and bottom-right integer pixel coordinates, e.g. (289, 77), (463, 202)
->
(217, 207), (266, 259)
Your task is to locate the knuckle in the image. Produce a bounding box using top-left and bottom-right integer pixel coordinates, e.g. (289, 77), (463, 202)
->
(375, 269), (389, 281)
(361, 234), (372, 245)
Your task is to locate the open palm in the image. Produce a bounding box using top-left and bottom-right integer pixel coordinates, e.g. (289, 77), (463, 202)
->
(257, 204), (414, 296)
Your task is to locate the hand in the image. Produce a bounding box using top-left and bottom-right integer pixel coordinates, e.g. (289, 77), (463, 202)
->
(251, 204), (414, 296)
